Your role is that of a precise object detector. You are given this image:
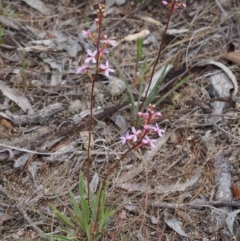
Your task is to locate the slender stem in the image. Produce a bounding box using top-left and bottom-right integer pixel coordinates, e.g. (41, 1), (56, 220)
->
(87, 16), (102, 205)
(140, 0), (176, 111)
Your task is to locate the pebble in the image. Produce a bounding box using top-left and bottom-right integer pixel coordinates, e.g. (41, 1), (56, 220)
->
(108, 76), (126, 96)
(68, 99), (82, 113)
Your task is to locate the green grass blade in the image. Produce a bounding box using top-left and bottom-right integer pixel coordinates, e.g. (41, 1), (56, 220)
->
(78, 175), (86, 198)
(155, 75), (189, 106)
(69, 191), (85, 230)
(136, 38), (143, 61)
(98, 208), (115, 231)
(50, 205), (75, 229)
(77, 175), (90, 236)
(142, 63), (170, 111)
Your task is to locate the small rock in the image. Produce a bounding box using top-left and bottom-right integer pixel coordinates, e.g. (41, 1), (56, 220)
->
(108, 76), (126, 96)
(10, 74), (23, 85)
(115, 0), (126, 6)
(68, 99), (82, 113)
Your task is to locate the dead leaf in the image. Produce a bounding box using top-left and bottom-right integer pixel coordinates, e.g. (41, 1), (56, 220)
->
(23, 0), (51, 15)
(90, 172), (99, 193)
(116, 170), (201, 194)
(209, 60), (238, 97)
(164, 209), (189, 237)
(226, 210), (240, 235)
(166, 29), (189, 35)
(140, 16), (163, 27)
(0, 80), (34, 114)
(123, 29), (150, 42)
(222, 51), (240, 66)
(0, 119), (14, 131)
(207, 60), (238, 123)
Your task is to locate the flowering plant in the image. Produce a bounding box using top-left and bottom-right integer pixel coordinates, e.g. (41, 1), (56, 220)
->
(120, 104), (165, 148)
(76, 5), (116, 80)
(73, 1), (187, 236)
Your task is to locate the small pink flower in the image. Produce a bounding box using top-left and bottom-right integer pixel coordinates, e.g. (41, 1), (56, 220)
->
(153, 123), (165, 137)
(95, 18), (100, 23)
(154, 112), (162, 117)
(120, 132), (132, 145)
(100, 61), (114, 77)
(143, 125), (151, 130)
(131, 127), (141, 142)
(182, 3), (186, 8)
(76, 65), (88, 74)
(85, 49), (97, 64)
(142, 136), (156, 148)
(138, 112), (149, 119)
(162, 0), (186, 9)
(99, 48), (109, 56)
(82, 30), (91, 38)
(103, 34), (117, 47)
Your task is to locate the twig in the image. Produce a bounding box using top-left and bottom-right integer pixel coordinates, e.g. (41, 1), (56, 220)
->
(148, 200), (240, 209)
(208, 120), (240, 142)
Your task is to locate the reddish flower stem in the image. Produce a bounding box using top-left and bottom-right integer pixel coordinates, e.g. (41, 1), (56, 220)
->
(139, 0), (177, 111)
(87, 7), (104, 205)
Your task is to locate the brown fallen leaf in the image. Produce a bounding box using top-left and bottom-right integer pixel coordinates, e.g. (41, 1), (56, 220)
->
(222, 51), (240, 66)
(123, 29), (150, 41)
(0, 118), (14, 131)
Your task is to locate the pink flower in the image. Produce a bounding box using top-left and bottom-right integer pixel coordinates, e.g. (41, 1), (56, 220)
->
(143, 125), (151, 130)
(85, 49), (97, 64)
(162, 0), (186, 9)
(138, 112), (149, 119)
(131, 127), (141, 142)
(182, 3), (186, 8)
(76, 65), (88, 74)
(120, 132), (132, 145)
(152, 123), (165, 137)
(100, 61), (114, 77)
(99, 48), (109, 56)
(82, 30), (91, 38)
(103, 34), (117, 47)
(142, 136), (156, 148)
(162, 0), (168, 5)
(154, 112), (162, 117)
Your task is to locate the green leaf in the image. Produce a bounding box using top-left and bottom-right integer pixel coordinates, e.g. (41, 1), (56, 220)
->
(94, 232), (103, 241)
(98, 208), (115, 231)
(69, 191), (84, 230)
(141, 63), (170, 111)
(155, 75), (190, 106)
(50, 205), (75, 229)
(136, 38), (143, 61)
(78, 175), (86, 198)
